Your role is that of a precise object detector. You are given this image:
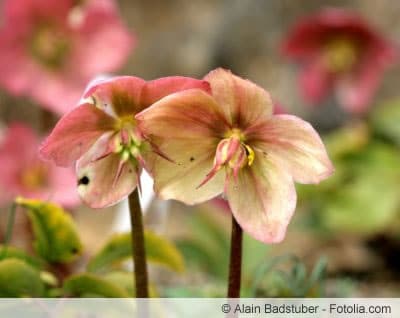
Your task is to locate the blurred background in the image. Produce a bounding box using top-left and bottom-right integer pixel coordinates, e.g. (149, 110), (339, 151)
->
(0, 0), (400, 297)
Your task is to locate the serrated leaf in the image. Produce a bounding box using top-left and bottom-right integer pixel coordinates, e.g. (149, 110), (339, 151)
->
(16, 197), (82, 263)
(63, 273), (130, 297)
(87, 230), (184, 273)
(0, 258), (44, 297)
(0, 245), (44, 269)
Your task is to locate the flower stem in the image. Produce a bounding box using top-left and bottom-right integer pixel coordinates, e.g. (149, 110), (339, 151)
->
(3, 202), (16, 246)
(227, 215), (243, 298)
(128, 189), (149, 298)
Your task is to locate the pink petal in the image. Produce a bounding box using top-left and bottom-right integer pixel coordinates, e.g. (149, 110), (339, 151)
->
(40, 103), (116, 166)
(141, 76), (211, 107)
(84, 76), (146, 117)
(248, 114), (334, 184)
(0, 123), (38, 159)
(136, 89), (228, 203)
(46, 164), (80, 207)
(336, 43), (397, 113)
(137, 89), (229, 139)
(71, 1), (135, 78)
(226, 154), (297, 243)
(76, 152), (137, 208)
(204, 68), (273, 127)
(299, 60), (333, 105)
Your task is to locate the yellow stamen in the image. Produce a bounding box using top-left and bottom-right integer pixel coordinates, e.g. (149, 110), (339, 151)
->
(30, 26), (69, 69)
(324, 37), (358, 73)
(20, 166), (48, 190)
(245, 145), (255, 166)
(224, 128), (246, 142)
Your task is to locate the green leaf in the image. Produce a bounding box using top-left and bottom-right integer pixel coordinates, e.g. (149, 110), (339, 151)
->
(0, 245), (44, 269)
(0, 258), (44, 297)
(323, 144), (400, 235)
(324, 122), (369, 159)
(371, 99), (400, 145)
(176, 212), (230, 279)
(63, 273), (130, 297)
(87, 230), (184, 273)
(175, 239), (220, 276)
(16, 197), (82, 263)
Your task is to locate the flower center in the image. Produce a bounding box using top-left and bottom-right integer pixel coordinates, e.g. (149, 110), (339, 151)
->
(20, 164), (48, 190)
(324, 37), (358, 73)
(112, 118), (147, 164)
(198, 129), (255, 188)
(30, 26), (70, 69)
(216, 136), (254, 173)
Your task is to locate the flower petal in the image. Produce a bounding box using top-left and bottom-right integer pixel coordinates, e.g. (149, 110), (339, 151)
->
(137, 89), (229, 139)
(204, 68), (273, 127)
(226, 154), (297, 243)
(84, 76), (146, 117)
(146, 138), (225, 205)
(72, 1), (135, 78)
(248, 114), (334, 184)
(336, 43), (396, 113)
(299, 60), (333, 105)
(136, 88), (229, 203)
(40, 103), (116, 166)
(76, 152), (137, 208)
(141, 76), (211, 108)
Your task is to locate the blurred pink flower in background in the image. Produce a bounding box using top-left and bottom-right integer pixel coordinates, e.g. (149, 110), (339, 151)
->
(0, 0), (134, 115)
(0, 123), (79, 207)
(282, 8), (397, 113)
(40, 76), (210, 208)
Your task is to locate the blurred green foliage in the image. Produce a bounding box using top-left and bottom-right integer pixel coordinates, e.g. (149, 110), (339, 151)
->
(169, 212), (330, 297)
(88, 231), (184, 273)
(0, 258), (44, 297)
(299, 100), (400, 237)
(0, 198), (184, 298)
(16, 197), (82, 263)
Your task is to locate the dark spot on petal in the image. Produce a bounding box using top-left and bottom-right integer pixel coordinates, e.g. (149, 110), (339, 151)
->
(190, 157), (195, 162)
(90, 96), (97, 106)
(78, 176), (90, 186)
(71, 247), (79, 254)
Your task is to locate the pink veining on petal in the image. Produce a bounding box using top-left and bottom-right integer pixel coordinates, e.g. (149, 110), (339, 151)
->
(40, 103), (116, 167)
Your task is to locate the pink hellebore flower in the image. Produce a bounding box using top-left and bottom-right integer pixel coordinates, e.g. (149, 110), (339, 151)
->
(282, 8), (397, 113)
(40, 76), (210, 208)
(0, 0), (134, 114)
(137, 69), (334, 243)
(0, 123), (79, 207)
